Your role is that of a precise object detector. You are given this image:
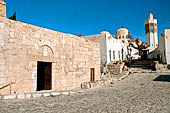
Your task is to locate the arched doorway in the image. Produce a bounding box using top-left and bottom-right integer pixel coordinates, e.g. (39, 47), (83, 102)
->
(36, 45), (54, 91)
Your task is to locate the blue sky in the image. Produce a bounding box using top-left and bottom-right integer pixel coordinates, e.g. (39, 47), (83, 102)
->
(5, 0), (170, 42)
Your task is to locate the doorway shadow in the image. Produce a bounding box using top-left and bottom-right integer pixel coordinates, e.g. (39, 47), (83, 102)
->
(153, 75), (170, 82)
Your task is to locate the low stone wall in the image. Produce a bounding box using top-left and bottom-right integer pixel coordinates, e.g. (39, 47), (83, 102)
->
(150, 61), (168, 71)
(107, 61), (126, 75)
(81, 71), (130, 89)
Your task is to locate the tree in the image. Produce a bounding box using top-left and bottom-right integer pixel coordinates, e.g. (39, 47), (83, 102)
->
(9, 12), (17, 21)
(129, 38), (149, 56)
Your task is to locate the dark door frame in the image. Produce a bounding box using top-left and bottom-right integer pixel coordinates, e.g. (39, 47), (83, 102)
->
(37, 61), (52, 91)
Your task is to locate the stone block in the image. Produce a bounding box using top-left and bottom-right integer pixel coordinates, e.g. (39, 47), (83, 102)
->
(17, 94), (25, 99)
(0, 77), (7, 84)
(0, 23), (4, 29)
(81, 82), (91, 89)
(0, 35), (3, 39)
(0, 65), (6, 71)
(43, 92), (51, 97)
(9, 32), (15, 38)
(0, 59), (5, 65)
(25, 94), (32, 99)
(3, 94), (16, 100)
(51, 92), (61, 96)
(0, 29), (4, 35)
(32, 93), (42, 98)
(0, 53), (3, 59)
(69, 91), (76, 95)
(61, 91), (70, 95)
(0, 40), (4, 46)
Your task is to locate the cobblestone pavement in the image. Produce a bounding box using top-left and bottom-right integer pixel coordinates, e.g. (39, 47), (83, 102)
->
(1, 72), (170, 113)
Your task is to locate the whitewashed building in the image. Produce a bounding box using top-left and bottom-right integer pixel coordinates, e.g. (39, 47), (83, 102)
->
(144, 13), (158, 59)
(157, 29), (170, 64)
(84, 31), (125, 65)
(84, 28), (139, 67)
(115, 28), (139, 60)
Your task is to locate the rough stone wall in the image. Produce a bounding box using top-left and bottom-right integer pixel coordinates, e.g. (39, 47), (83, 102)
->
(0, 17), (100, 95)
(0, 1), (6, 18)
(84, 33), (106, 65)
(107, 62), (125, 75)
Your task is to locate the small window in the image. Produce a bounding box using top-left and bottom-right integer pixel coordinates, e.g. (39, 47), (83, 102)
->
(113, 51), (115, 60)
(109, 50), (111, 61)
(118, 51), (120, 59)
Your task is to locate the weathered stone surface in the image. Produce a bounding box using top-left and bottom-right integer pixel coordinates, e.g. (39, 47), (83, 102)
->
(25, 94), (32, 99)
(107, 61), (125, 75)
(51, 92), (61, 96)
(43, 93), (51, 97)
(1, 72), (170, 113)
(32, 93), (41, 98)
(0, 1), (6, 18)
(17, 94), (25, 99)
(3, 94), (16, 100)
(0, 23), (4, 29)
(61, 91), (70, 95)
(81, 82), (91, 89)
(0, 15), (100, 95)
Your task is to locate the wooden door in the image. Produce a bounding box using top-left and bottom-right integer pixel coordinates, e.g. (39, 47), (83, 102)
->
(90, 68), (95, 82)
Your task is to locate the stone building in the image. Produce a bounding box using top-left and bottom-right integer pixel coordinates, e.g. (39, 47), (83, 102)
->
(157, 29), (170, 64)
(0, 0), (100, 95)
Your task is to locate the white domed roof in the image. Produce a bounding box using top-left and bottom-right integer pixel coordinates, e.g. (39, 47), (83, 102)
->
(116, 28), (129, 36)
(115, 28), (130, 40)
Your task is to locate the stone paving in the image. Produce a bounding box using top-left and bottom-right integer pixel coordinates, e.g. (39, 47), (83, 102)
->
(1, 72), (170, 113)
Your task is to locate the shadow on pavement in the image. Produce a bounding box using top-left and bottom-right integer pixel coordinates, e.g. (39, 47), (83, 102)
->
(153, 75), (170, 82)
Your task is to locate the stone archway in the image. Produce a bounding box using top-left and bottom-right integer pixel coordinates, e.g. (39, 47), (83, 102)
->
(38, 45), (54, 61)
(36, 45), (54, 91)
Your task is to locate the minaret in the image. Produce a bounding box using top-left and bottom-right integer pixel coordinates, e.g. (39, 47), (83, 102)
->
(0, 0), (6, 18)
(144, 13), (158, 52)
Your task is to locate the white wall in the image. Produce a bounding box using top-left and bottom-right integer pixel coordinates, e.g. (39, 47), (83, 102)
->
(106, 36), (123, 63)
(157, 29), (169, 64)
(84, 31), (127, 65)
(146, 32), (158, 53)
(165, 29), (170, 64)
(145, 18), (158, 54)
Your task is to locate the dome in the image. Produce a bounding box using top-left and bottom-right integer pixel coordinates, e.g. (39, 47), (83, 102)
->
(115, 28), (129, 39)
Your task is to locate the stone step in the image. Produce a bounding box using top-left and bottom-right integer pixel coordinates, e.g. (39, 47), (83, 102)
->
(131, 63), (150, 65)
(130, 64), (150, 66)
(0, 90), (72, 100)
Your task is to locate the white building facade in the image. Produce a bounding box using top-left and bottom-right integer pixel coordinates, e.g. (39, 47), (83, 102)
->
(145, 13), (158, 53)
(157, 29), (170, 64)
(84, 28), (139, 67)
(84, 31), (125, 65)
